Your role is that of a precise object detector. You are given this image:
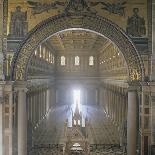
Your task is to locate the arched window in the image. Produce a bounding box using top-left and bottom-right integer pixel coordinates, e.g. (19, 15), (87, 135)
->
(89, 56), (94, 66)
(61, 56), (66, 66)
(75, 56), (80, 66)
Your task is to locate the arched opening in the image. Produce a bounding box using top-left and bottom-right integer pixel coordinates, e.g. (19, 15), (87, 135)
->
(11, 13), (144, 81)
(11, 13), (143, 155)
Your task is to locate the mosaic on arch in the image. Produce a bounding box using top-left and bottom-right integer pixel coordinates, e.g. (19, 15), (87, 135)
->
(7, 0), (148, 38)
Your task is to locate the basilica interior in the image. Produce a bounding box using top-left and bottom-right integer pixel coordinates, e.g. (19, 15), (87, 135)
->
(0, 0), (155, 155)
(25, 30), (128, 155)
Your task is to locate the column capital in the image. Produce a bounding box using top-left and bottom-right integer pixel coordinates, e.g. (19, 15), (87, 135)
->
(14, 81), (28, 92)
(128, 86), (139, 92)
(127, 81), (142, 92)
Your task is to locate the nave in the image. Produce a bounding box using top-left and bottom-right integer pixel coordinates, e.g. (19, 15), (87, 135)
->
(29, 104), (126, 155)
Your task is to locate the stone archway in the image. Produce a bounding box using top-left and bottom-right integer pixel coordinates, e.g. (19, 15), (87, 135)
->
(9, 10), (144, 155)
(11, 13), (144, 81)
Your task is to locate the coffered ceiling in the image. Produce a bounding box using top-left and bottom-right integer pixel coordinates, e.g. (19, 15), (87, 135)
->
(47, 30), (110, 53)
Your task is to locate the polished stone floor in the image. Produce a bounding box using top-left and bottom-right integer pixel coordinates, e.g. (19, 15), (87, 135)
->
(33, 104), (120, 145)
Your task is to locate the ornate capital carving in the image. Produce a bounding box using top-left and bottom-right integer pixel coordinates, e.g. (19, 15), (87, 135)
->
(14, 81), (28, 92)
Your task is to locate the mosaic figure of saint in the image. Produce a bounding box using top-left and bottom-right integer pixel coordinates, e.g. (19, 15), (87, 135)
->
(9, 6), (28, 37)
(126, 8), (146, 37)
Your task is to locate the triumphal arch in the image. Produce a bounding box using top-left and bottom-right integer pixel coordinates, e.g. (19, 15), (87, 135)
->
(0, 0), (155, 155)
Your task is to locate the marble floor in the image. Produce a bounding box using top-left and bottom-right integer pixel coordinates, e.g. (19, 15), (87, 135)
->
(32, 104), (120, 145)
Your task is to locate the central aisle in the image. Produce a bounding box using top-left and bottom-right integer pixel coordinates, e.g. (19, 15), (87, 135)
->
(33, 104), (120, 145)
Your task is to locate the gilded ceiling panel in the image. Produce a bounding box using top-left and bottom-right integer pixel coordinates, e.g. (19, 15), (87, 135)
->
(48, 30), (108, 53)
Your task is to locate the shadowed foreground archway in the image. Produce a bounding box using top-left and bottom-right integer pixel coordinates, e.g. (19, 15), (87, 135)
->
(11, 13), (144, 81)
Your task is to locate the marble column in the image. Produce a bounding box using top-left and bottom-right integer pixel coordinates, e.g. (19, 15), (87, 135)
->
(110, 90), (112, 119)
(16, 83), (27, 155)
(111, 90), (114, 121)
(108, 89), (111, 115)
(29, 94), (33, 123)
(40, 90), (43, 118)
(115, 93), (118, 125)
(127, 87), (137, 155)
(118, 94), (122, 126)
(0, 82), (5, 155)
(34, 93), (37, 124)
(99, 87), (102, 106)
(36, 91), (41, 121)
(103, 88), (106, 110)
(30, 93), (33, 124)
(105, 89), (108, 113)
(117, 94), (120, 125)
(32, 93), (35, 125)
(46, 88), (50, 111)
(43, 89), (46, 115)
(39, 90), (42, 120)
(8, 90), (13, 155)
(95, 88), (98, 105)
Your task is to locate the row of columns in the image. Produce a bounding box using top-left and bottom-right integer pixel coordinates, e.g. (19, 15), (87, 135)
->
(1, 81), (145, 155)
(15, 82), (56, 155)
(26, 85), (56, 128)
(13, 81), (139, 155)
(99, 84), (138, 155)
(27, 88), (46, 126)
(99, 85), (128, 128)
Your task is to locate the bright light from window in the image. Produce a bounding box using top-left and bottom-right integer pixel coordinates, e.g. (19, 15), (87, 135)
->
(89, 56), (94, 66)
(39, 45), (42, 58)
(61, 56), (66, 66)
(74, 120), (76, 125)
(34, 50), (37, 55)
(78, 120), (80, 125)
(75, 56), (80, 66)
(73, 89), (81, 109)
